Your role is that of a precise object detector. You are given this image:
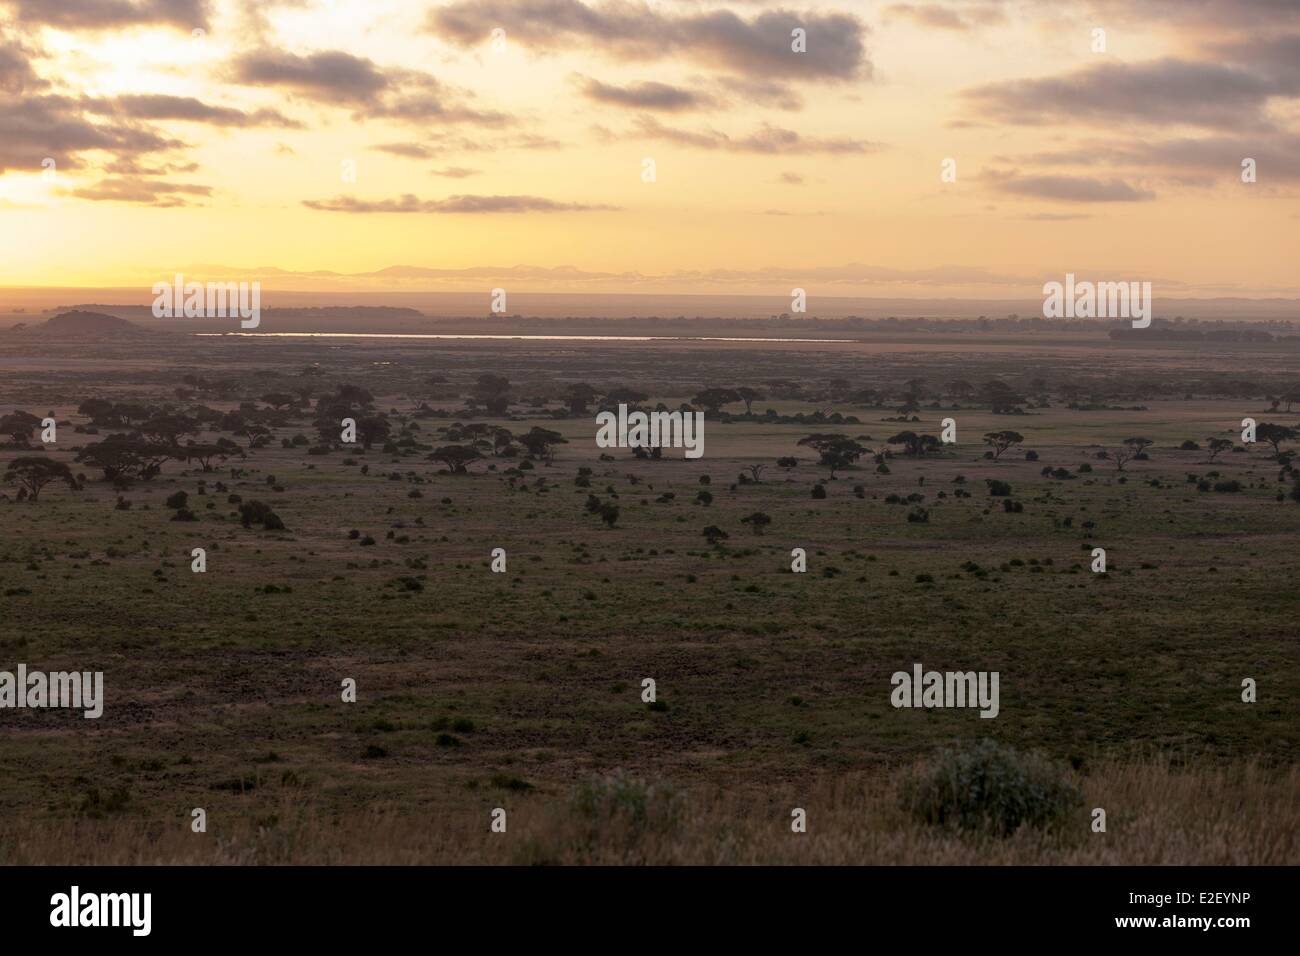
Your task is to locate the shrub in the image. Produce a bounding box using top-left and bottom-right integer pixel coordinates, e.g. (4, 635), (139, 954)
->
(1214, 480), (1243, 493)
(811, 484), (827, 499)
(165, 490), (188, 509)
(986, 479), (1012, 496)
(572, 771), (679, 831)
(239, 500), (285, 530)
(899, 739), (1082, 836)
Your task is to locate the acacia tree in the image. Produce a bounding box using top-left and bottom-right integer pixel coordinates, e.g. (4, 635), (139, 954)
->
(430, 445), (483, 473)
(0, 411), (41, 445)
(602, 386), (649, 409)
(736, 387), (766, 415)
(261, 392), (297, 410)
(76, 437), (175, 482)
(797, 434), (867, 477)
(356, 416), (391, 450)
(182, 439), (240, 471)
(1101, 445), (1137, 471)
(691, 387), (742, 415)
(561, 383), (599, 416)
(1257, 423), (1298, 458)
(741, 511), (772, 535)
(1123, 436), (1154, 460)
(1206, 437), (1233, 461)
(470, 374), (511, 415)
(519, 427), (567, 462)
(889, 431), (941, 457)
(139, 413), (199, 444)
(980, 380), (1025, 414)
(983, 430), (1024, 460)
(4, 457), (77, 501)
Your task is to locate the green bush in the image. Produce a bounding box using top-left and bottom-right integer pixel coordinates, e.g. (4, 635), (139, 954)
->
(572, 771), (679, 831)
(899, 739), (1081, 836)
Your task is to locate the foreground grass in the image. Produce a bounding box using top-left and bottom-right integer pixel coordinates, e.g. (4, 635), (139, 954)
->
(1, 759), (1293, 865)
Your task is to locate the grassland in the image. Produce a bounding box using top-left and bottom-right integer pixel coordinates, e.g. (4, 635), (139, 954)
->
(0, 328), (1297, 864)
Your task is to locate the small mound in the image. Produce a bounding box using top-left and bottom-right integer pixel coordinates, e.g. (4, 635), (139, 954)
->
(41, 310), (141, 335)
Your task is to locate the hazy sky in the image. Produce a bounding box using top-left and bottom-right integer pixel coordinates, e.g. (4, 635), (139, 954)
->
(1, 0), (1297, 297)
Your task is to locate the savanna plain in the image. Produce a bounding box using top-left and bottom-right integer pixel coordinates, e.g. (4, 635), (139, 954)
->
(1, 321), (1296, 864)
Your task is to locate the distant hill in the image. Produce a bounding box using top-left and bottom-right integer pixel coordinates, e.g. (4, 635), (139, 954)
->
(40, 310), (144, 335)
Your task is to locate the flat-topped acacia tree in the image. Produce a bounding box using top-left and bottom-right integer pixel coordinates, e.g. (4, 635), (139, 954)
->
(1257, 423), (1298, 458)
(983, 430), (1024, 460)
(4, 457), (77, 502)
(430, 445), (483, 474)
(797, 434), (868, 477)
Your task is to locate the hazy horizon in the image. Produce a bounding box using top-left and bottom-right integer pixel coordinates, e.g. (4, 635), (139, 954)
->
(2, 0), (1298, 299)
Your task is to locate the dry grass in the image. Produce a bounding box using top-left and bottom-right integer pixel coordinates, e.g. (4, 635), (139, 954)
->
(3, 758), (1294, 865)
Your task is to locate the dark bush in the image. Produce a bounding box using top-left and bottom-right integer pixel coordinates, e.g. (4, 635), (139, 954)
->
(899, 739), (1082, 836)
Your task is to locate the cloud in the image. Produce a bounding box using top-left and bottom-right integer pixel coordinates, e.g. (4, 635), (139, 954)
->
(632, 115), (881, 154)
(101, 155), (199, 175)
(372, 142), (435, 159)
(1022, 211), (1092, 221)
(83, 94), (299, 128)
(1085, 0), (1300, 32)
(429, 0), (870, 81)
(230, 49), (390, 103)
(999, 133), (1300, 184)
(714, 75), (803, 111)
(885, 3), (1006, 30)
(988, 170), (1156, 202)
(7, 0), (211, 30)
(432, 166), (480, 178)
(302, 193), (618, 213)
(965, 58), (1277, 130)
(0, 32), (46, 95)
(0, 94), (183, 174)
(228, 47), (509, 125)
(64, 177), (211, 206)
(575, 75), (713, 112)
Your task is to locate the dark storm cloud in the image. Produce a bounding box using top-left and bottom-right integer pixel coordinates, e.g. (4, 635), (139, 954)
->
(428, 0), (870, 81)
(302, 193), (619, 213)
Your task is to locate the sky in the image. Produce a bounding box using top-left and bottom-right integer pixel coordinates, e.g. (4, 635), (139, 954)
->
(1, 0), (1298, 299)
